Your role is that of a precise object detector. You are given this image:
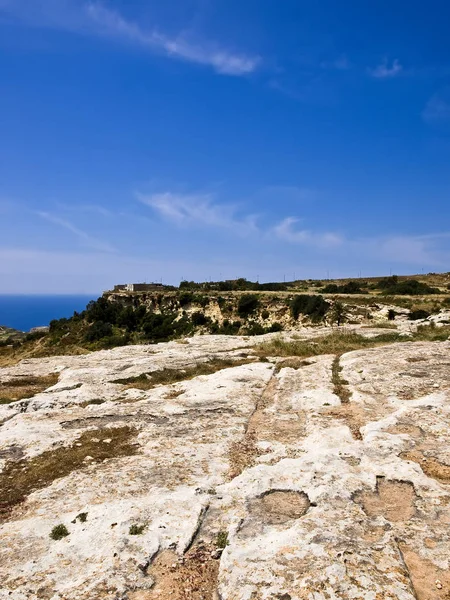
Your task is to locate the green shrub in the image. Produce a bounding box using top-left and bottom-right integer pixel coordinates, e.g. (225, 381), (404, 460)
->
(84, 321), (113, 342)
(261, 310), (270, 320)
(191, 312), (208, 326)
(322, 284), (339, 293)
(238, 294), (259, 316)
(25, 330), (48, 342)
(328, 301), (348, 326)
(179, 292), (193, 307)
(244, 322), (266, 336)
(76, 512), (88, 523)
(322, 282), (363, 294)
(409, 309), (430, 321)
(380, 279), (439, 295)
(50, 524), (69, 540)
(290, 295), (329, 321)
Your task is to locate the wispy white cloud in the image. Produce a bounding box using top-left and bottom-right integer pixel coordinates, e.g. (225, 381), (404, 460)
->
(273, 217), (344, 248)
(86, 3), (260, 76)
(423, 89), (450, 122)
(368, 58), (403, 79)
(0, 0), (260, 76)
(137, 191), (259, 235)
(36, 210), (115, 252)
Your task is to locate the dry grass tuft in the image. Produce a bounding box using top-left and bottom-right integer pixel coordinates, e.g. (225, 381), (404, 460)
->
(255, 330), (399, 358)
(0, 426), (138, 522)
(0, 373), (59, 404)
(274, 357), (311, 373)
(255, 326), (450, 360)
(112, 358), (254, 390)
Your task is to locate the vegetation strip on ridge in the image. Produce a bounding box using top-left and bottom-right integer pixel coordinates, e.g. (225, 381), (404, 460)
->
(112, 358), (255, 390)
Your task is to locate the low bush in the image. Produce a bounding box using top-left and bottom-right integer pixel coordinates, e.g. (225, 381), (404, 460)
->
(238, 294), (259, 316)
(84, 321), (113, 342)
(380, 279), (439, 295)
(409, 309), (430, 321)
(129, 524), (145, 535)
(191, 312), (209, 326)
(290, 295), (329, 321)
(50, 524), (69, 540)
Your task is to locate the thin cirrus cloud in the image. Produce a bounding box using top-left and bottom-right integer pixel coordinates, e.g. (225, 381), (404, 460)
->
(368, 58), (403, 79)
(86, 3), (260, 76)
(36, 210), (115, 253)
(273, 217), (344, 248)
(138, 190), (343, 246)
(0, 0), (260, 76)
(137, 191), (259, 235)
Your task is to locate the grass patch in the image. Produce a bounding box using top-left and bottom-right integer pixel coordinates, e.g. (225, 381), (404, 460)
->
(129, 524), (146, 535)
(50, 524), (69, 540)
(80, 398), (105, 407)
(112, 358), (254, 390)
(255, 330), (402, 358)
(0, 426), (138, 522)
(331, 356), (351, 403)
(0, 373), (59, 404)
(362, 322), (398, 329)
(256, 326), (450, 360)
(216, 531), (228, 549)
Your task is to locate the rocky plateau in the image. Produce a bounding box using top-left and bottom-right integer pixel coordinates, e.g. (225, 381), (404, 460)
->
(1, 326), (450, 599)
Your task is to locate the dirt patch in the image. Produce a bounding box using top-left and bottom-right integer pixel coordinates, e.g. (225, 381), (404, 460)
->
(0, 426), (138, 522)
(0, 373), (59, 404)
(397, 543), (450, 600)
(249, 490), (310, 525)
(401, 450), (450, 483)
(262, 415), (305, 444)
(228, 433), (259, 479)
(387, 423), (424, 438)
(112, 358), (254, 390)
(138, 544), (220, 600)
(327, 404), (365, 441)
(354, 477), (416, 522)
(228, 375), (277, 478)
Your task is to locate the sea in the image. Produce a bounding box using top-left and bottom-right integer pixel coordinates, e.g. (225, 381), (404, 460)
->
(0, 295), (98, 332)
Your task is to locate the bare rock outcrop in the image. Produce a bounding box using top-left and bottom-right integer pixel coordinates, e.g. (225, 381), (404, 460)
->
(0, 332), (449, 599)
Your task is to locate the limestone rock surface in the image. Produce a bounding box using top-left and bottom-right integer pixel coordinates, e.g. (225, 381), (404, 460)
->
(0, 332), (449, 599)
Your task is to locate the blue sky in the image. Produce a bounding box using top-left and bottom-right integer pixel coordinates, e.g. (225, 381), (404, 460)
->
(1, 0), (450, 293)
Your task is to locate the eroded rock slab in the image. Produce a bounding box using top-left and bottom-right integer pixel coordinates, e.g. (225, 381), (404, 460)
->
(0, 335), (449, 599)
